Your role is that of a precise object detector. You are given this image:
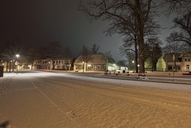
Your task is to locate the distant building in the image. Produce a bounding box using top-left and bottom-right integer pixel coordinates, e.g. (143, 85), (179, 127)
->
(156, 52), (191, 72)
(73, 53), (118, 72)
(180, 52), (191, 72)
(34, 58), (75, 70)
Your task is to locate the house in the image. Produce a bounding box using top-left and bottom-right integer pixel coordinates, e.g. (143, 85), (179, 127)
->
(33, 58), (51, 70)
(73, 53), (118, 72)
(33, 58), (75, 70)
(156, 52), (191, 72)
(180, 52), (191, 72)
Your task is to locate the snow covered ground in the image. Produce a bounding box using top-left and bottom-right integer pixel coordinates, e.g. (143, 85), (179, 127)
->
(0, 70), (191, 128)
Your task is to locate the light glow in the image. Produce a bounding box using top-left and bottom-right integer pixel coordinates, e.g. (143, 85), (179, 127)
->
(16, 54), (20, 58)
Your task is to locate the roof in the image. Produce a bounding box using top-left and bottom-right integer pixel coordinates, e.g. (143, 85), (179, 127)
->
(162, 53), (181, 62)
(74, 54), (107, 64)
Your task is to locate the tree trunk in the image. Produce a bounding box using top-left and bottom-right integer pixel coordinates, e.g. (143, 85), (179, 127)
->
(65, 63), (67, 72)
(136, 0), (147, 73)
(13, 62), (15, 72)
(137, 14), (145, 73)
(52, 60), (55, 70)
(6, 61), (8, 72)
(9, 62), (11, 72)
(138, 32), (145, 73)
(31, 63), (34, 70)
(134, 35), (139, 73)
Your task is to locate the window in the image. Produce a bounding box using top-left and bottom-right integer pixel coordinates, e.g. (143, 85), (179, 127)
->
(177, 66), (180, 70)
(168, 65), (172, 70)
(185, 57), (191, 61)
(186, 65), (189, 70)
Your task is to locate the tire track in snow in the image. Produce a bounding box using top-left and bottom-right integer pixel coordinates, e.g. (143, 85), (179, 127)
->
(0, 77), (13, 96)
(40, 75), (191, 110)
(29, 78), (83, 128)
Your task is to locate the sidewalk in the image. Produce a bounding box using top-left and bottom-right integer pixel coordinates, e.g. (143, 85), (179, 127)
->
(60, 71), (191, 85)
(4, 70), (191, 85)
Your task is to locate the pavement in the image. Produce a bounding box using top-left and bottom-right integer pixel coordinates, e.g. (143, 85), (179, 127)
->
(1, 70), (191, 128)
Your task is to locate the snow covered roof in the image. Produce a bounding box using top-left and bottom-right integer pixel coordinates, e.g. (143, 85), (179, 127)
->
(162, 53), (181, 62)
(74, 54), (107, 65)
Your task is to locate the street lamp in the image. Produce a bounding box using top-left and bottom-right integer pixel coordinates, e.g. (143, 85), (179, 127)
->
(172, 52), (175, 82)
(82, 62), (84, 73)
(137, 64), (140, 73)
(48, 62), (50, 70)
(16, 54), (20, 59)
(15, 54), (20, 74)
(132, 60), (134, 72)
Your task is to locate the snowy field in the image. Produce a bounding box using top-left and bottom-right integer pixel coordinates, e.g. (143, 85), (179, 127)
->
(0, 70), (191, 128)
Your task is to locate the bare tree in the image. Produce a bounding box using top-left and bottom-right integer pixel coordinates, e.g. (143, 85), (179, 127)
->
(79, 0), (159, 73)
(63, 46), (72, 71)
(163, 38), (187, 54)
(47, 41), (62, 70)
(104, 51), (115, 63)
(163, 37), (187, 72)
(80, 45), (91, 71)
(39, 47), (48, 59)
(107, 12), (139, 72)
(1, 40), (23, 72)
(119, 36), (139, 72)
(145, 37), (163, 71)
(26, 47), (40, 70)
(90, 44), (100, 54)
(166, 12), (191, 47)
(125, 51), (136, 71)
(117, 60), (127, 67)
(116, 14), (160, 73)
(164, 0), (191, 14)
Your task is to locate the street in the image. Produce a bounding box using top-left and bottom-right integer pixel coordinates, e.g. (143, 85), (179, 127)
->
(0, 70), (191, 128)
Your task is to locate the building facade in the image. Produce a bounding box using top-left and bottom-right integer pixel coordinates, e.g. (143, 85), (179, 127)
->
(73, 54), (118, 72)
(34, 58), (75, 70)
(180, 53), (191, 72)
(156, 53), (191, 72)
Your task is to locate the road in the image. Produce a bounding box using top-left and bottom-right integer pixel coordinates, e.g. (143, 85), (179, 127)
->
(0, 70), (191, 128)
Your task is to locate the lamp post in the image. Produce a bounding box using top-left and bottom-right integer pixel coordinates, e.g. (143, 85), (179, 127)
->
(48, 62), (50, 70)
(172, 52), (175, 82)
(15, 54), (20, 74)
(137, 64), (140, 73)
(82, 62), (84, 73)
(132, 60), (134, 72)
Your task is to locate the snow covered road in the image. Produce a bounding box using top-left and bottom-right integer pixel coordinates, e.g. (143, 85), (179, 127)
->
(0, 71), (191, 128)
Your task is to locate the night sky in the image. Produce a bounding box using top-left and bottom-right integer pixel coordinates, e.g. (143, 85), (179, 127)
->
(0, 0), (176, 61)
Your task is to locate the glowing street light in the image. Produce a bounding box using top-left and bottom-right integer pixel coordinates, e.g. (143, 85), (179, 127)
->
(137, 64), (140, 73)
(16, 54), (20, 59)
(132, 60), (135, 71)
